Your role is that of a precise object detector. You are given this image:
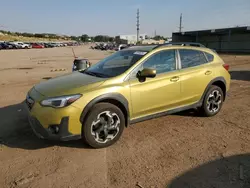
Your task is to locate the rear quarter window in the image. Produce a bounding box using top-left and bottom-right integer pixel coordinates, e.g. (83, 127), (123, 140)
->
(205, 52), (214, 62)
(179, 49), (208, 69)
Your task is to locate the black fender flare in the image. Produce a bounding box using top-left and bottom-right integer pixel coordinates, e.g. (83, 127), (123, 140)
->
(80, 93), (130, 126)
(199, 77), (227, 105)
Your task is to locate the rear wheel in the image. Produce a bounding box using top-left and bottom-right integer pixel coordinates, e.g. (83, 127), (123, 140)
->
(82, 103), (125, 148)
(200, 85), (224, 117)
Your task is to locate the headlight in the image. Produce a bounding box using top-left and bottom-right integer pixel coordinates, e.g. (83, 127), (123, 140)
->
(40, 94), (82, 108)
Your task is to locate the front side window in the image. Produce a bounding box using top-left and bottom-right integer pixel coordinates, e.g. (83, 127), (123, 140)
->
(179, 49), (208, 69)
(142, 50), (176, 74)
(84, 50), (148, 78)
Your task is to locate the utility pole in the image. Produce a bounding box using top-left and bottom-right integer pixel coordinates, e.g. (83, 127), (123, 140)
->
(179, 13), (183, 33)
(136, 9), (140, 42)
(154, 30), (157, 37)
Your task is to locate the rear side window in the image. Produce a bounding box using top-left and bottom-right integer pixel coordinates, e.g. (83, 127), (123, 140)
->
(179, 49), (207, 69)
(205, 52), (214, 62)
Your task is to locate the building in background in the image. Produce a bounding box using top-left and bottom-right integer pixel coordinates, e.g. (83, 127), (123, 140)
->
(142, 39), (165, 44)
(119, 34), (147, 44)
(172, 26), (250, 53)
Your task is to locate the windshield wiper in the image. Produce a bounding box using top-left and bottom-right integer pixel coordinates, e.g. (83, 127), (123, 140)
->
(84, 71), (96, 76)
(84, 71), (108, 78)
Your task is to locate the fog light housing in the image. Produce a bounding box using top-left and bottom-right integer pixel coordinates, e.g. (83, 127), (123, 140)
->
(48, 125), (60, 134)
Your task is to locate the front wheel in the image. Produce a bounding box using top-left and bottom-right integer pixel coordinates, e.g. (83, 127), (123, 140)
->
(200, 85), (224, 117)
(82, 103), (125, 148)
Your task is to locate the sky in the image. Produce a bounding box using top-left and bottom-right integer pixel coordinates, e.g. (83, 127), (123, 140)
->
(0, 0), (250, 37)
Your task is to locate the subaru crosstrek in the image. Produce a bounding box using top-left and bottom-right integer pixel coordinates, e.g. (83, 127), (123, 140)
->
(26, 44), (231, 148)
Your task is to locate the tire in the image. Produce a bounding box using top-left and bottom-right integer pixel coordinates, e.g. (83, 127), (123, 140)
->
(82, 103), (125, 148)
(200, 85), (224, 117)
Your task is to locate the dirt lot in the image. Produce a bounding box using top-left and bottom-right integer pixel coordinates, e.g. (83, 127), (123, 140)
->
(0, 46), (250, 188)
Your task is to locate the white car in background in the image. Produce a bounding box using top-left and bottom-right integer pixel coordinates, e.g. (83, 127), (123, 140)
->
(10, 42), (31, 49)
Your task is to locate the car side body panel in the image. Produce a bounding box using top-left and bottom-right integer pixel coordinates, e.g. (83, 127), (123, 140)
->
(129, 70), (181, 120)
(26, 45), (231, 141)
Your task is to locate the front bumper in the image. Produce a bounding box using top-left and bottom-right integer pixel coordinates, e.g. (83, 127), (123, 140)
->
(28, 115), (81, 141)
(25, 89), (83, 141)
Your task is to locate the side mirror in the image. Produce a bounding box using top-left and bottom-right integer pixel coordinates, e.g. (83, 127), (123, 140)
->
(137, 68), (156, 78)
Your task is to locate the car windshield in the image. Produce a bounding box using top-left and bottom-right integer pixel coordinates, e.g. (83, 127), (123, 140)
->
(83, 50), (148, 78)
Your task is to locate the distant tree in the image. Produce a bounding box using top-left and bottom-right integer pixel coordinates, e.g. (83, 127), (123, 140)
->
(108, 37), (114, 42)
(80, 34), (89, 42)
(90, 36), (95, 41)
(34, 33), (45, 38)
(22, 32), (34, 37)
(70, 36), (79, 41)
(0, 29), (72, 40)
(153, 35), (167, 41)
(94, 35), (103, 42)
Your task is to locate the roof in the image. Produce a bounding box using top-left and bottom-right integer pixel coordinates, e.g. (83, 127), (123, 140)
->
(128, 43), (208, 51)
(161, 42), (206, 47)
(173, 26), (250, 36)
(127, 45), (157, 51)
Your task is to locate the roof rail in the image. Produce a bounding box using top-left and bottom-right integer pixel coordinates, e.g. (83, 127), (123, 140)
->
(153, 42), (206, 49)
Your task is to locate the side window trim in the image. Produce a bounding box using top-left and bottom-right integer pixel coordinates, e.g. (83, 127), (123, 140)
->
(203, 52), (209, 62)
(176, 49), (182, 69)
(204, 52), (214, 62)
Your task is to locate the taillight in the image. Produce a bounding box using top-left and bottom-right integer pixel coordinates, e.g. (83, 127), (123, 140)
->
(223, 64), (229, 71)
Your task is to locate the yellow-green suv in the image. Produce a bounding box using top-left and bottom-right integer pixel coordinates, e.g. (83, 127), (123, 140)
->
(26, 44), (231, 148)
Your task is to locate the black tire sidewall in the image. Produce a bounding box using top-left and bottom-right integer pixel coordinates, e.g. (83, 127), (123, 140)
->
(202, 85), (224, 117)
(82, 103), (125, 148)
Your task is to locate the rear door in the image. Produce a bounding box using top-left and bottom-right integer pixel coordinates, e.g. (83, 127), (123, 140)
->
(177, 49), (214, 106)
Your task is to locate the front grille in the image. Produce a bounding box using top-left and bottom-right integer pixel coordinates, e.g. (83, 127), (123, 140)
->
(26, 95), (34, 110)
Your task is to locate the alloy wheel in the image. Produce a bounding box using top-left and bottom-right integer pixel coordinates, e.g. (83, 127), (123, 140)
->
(91, 111), (120, 143)
(206, 90), (222, 113)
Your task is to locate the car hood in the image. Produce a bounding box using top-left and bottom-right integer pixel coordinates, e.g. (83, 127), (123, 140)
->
(34, 72), (107, 97)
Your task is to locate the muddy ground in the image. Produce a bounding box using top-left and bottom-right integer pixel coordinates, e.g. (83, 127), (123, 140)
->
(0, 45), (250, 188)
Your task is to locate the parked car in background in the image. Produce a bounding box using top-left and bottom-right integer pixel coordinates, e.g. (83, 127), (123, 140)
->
(49, 43), (58, 48)
(5, 42), (17, 49)
(31, 43), (44, 48)
(6, 42), (20, 49)
(53, 43), (61, 47)
(43, 43), (54, 48)
(0, 42), (10, 50)
(9, 42), (23, 49)
(17, 42), (31, 49)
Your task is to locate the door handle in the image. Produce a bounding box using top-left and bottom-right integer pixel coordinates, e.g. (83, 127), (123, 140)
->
(170, 76), (179, 82)
(205, 70), (212, 75)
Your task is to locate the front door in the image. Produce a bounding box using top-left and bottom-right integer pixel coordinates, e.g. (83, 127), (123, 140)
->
(129, 49), (181, 120)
